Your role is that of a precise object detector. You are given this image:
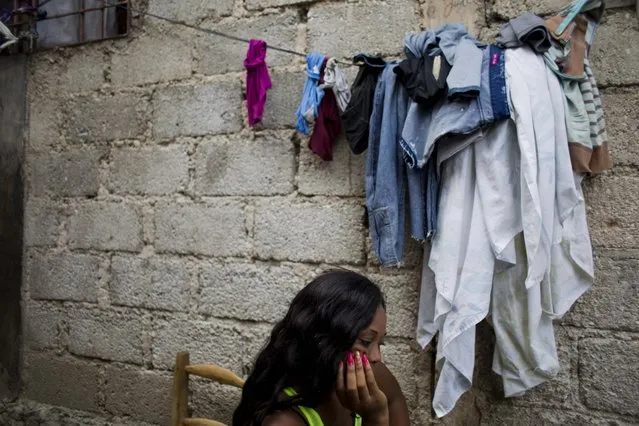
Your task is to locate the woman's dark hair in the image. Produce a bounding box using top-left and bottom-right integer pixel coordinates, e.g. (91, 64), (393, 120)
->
(232, 269), (385, 426)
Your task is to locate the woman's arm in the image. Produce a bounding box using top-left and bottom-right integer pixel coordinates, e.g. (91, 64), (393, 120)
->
(373, 362), (410, 426)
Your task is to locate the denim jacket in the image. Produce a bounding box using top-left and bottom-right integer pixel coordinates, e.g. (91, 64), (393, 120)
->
(366, 26), (509, 266)
(400, 24), (509, 169)
(366, 63), (438, 266)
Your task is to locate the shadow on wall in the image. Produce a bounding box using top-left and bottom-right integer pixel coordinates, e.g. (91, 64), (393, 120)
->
(0, 53), (26, 399)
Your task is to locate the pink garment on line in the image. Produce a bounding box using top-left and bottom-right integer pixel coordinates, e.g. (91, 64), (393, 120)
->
(244, 39), (272, 127)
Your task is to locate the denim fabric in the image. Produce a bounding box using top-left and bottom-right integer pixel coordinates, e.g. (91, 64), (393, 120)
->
(489, 46), (509, 122)
(366, 63), (407, 266)
(425, 154), (438, 238)
(295, 53), (326, 135)
(400, 42), (510, 169)
(366, 63), (434, 266)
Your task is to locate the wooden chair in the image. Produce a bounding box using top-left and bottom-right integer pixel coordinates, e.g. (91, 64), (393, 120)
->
(172, 351), (245, 426)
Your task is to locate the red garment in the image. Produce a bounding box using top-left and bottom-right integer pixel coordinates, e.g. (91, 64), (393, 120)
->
(309, 58), (342, 161)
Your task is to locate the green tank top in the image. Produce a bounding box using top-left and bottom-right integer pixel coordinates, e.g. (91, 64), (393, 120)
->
(282, 387), (362, 426)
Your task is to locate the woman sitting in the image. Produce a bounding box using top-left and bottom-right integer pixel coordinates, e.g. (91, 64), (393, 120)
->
(233, 270), (410, 426)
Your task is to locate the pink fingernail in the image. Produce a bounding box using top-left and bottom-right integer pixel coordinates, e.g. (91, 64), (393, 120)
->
(362, 354), (369, 366)
(347, 352), (354, 366)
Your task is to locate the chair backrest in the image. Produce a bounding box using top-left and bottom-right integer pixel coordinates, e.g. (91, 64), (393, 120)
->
(172, 351), (245, 426)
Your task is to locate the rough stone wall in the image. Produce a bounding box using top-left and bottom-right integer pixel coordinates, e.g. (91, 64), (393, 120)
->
(3, 0), (638, 425)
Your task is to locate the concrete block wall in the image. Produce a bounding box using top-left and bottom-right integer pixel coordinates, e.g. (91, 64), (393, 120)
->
(3, 0), (638, 425)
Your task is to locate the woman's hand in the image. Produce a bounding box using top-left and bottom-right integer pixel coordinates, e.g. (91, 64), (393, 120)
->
(336, 351), (389, 426)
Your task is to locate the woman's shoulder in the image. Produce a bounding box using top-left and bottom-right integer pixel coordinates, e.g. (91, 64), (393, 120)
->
(262, 410), (307, 426)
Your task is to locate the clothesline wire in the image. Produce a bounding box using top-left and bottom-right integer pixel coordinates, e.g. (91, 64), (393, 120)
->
(104, 0), (308, 58)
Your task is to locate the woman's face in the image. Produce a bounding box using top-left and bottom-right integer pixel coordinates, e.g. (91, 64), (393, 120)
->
(351, 306), (387, 363)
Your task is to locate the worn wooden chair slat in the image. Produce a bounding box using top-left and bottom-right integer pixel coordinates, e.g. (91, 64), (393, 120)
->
(172, 351), (244, 426)
(185, 364), (245, 388)
(183, 418), (228, 426)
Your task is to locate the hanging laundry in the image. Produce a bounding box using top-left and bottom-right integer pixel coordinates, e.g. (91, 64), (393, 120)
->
(244, 39), (272, 127)
(417, 46), (593, 417)
(496, 12), (551, 53)
(320, 57), (351, 112)
(544, 0), (611, 173)
(309, 58), (342, 161)
(295, 52), (326, 135)
(491, 46), (592, 398)
(398, 24), (509, 169)
(341, 54), (386, 155)
(366, 62), (437, 267)
(393, 48), (451, 107)
(544, 0), (604, 79)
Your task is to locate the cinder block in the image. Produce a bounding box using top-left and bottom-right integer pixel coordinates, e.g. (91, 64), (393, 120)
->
(190, 378), (242, 425)
(152, 318), (244, 372)
(152, 81), (242, 139)
(27, 98), (62, 151)
(26, 251), (100, 303)
(380, 342), (423, 409)
(111, 27), (193, 86)
(148, 0), (233, 23)
(241, 322), (273, 372)
(198, 260), (316, 322)
(108, 145), (189, 195)
(68, 201), (143, 252)
(23, 352), (100, 412)
(68, 92), (148, 142)
(488, 0), (565, 19)
(479, 406), (631, 425)
(585, 175), (639, 249)
(563, 254), (639, 332)
(580, 338), (639, 416)
(194, 133), (295, 196)
(349, 149), (367, 197)
(110, 254), (191, 312)
(367, 272), (420, 339)
(29, 48), (107, 95)
(591, 10), (639, 87)
(424, 0), (485, 35)
(29, 148), (104, 197)
(23, 302), (59, 350)
(297, 138), (353, 196)
(155, 201), (250, 257)
(68, 308), (144, 364)
(601, 88), (639, 166)
(254, 198), (366, 264)
(307, 0), (420, 57)
(103, 364), (172, 424)
(24, 198), (62, 247)
(195, 12), (298, 75)
(246, 0), (313, 10)
(261, 70), (305, 129)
